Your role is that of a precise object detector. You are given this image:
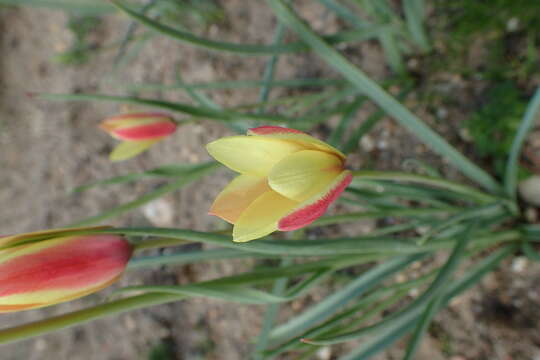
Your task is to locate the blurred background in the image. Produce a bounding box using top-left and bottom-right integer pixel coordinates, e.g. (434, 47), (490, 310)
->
(0, 0), (539, 359)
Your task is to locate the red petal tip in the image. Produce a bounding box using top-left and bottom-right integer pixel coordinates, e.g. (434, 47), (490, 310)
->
(248, 126), (305, 135)
(278, 171), (352, 231)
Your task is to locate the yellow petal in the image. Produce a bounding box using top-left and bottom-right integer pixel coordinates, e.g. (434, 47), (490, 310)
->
(268, 150), (342, 202)
(109, 140), (159, 162)
(247, 126), (346, 160)
(232, 190), (298, 242)
(206, 136), (304, 176)
(209, 174), (270, 223)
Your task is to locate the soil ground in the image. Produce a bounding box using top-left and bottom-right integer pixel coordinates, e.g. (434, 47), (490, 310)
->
(1, 2), (539, 360)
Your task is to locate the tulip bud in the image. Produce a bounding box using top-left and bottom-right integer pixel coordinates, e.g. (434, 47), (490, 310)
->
(99, 112), (177, 161)
(0, 233), (132, 312)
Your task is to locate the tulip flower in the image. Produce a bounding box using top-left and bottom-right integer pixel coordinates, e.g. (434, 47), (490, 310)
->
(100, 112), (177, 161)
(206, 126), (352, 242)
(0, 229), (132, 312)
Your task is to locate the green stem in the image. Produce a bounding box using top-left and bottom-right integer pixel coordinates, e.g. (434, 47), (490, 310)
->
(352, 171), (498, 204)
(0, 293), (185, 345)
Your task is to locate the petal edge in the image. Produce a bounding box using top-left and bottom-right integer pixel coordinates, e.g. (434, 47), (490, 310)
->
(278, 170), (352, 231)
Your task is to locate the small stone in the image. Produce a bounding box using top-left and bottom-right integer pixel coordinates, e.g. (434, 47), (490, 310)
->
(395, 274), (407, 283)
(459, 128), (473, 142)
(507, 17), (519, 32)
(415, 226), (430, 235)
(436, 107), (448, 119)
(34, 339), (47, 351)
(519, 176), (540, 206)
(316, 347), (332, 360)
(143, 198), (175, 226)
(511, 256), (528, 273)
(360, 135), (375, 152)
(525, 207), (538, 222)
(124, 315), (137, 331)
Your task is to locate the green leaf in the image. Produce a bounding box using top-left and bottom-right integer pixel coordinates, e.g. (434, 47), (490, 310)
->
(328, 97), (365, 148)
(111, 0), (391, 55)
(402, 295), (442, 360)
(505, 85), (540, 198)
(520, 241), (540, 263)
(403, 0), (430, 52)
(267, 254), (424, 344)
(267, 288), (411, 357)
(0, 0), (113, 14)
(126, 78), (345, 92)
(268, 0), (501, 193)
(127, 248), (277, 270)
(254, 258), (293, 360)
(86, 227), (520, 257)
(311, 208), (455, 227)
(257, 19), (287, 115)
(309, 224), (471, 346)
(351, 171), (497, 203)
(335, 243), (517, 360)
(70, 162), (219, 226)
(38, 93), (309, 126)
(72, 162), (217, 193)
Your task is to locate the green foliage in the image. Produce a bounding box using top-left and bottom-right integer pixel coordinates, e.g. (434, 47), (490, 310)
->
(150, 0), (223, 29)
(148, 339), (175, 360)
(433, 0), (540, 82)
(465, 82), (526, 176)
(53, 15), (101, 65)
(441, 0), (540, 39)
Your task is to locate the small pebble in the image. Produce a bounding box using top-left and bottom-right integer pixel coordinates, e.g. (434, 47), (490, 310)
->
(507, 17), (519, 32)
(143, 198), (175, 226)
(360, 135), (375, 152)
(519, 176), (540, 207)
(316, 347), (332, 360)
(437, 103), (449, 116)
(525, 207), (538, 223)
(511, 256), (528, 273)
(459, 128), (473, 142)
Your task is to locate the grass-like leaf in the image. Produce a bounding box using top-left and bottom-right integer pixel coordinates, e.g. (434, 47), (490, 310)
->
(402, 295), (443, 360)
(335, 243), (517, 360)
(268, 0), (501, 193)
(0, 0), (113, 14)
(328, 97), (365, 148)
(0, 247), (514, 346)
(308, 224), (471, 346)
(37, 93), (310, 125)
(127, 248), (277, 270)
(70, 162), (219, 226)
(504, 85), (540, 197)
(126, 78), (345, 91)
(85, 227), (520, 257)
(266, 254), (424, 344)
(72, 162), (216, 193)
(111, 0), (390, 55)
(403, 0), (430, 52)
(351, 171), (497, 203)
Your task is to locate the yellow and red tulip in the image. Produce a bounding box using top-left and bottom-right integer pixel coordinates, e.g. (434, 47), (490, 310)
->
(0, 229), (132, 312)
(100, 112), (177, 161)
(206, 126), (352, 242)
